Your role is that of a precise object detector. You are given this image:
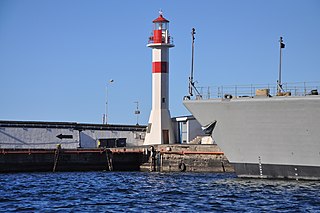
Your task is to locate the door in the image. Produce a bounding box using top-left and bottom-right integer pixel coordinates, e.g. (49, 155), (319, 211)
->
(163, 130), (169, 144)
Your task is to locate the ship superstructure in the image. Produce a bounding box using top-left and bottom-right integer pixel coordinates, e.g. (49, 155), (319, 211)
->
(184, 85), (320, 180)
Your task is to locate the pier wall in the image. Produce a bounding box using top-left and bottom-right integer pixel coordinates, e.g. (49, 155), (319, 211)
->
(0, 144), (234, 173)
(140, 144), (234, 173)
(0, 148), (143, 172)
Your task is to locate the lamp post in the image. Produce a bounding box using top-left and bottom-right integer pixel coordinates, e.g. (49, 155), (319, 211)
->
(106, 79), (114, 124)
(134, 101), (140, 126)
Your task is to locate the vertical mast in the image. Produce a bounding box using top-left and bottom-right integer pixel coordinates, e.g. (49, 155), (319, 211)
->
(187, 28), (202, 99)
(277, 36), (285, 94)
(189, 28), (196, 96)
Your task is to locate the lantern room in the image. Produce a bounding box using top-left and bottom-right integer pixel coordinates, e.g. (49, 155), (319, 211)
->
(153, 14), (169, 30)
(148, 12), (173, 45)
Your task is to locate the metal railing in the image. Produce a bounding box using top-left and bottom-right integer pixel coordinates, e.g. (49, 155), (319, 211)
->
(148, 36), (174, 45)
(195, 81), (320, 99)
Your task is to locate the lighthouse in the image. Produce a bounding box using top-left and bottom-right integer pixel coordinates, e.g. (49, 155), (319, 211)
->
(144, 12), (175, 145)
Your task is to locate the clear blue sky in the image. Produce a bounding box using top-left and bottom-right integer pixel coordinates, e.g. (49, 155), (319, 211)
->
(1, 0), (319, 125)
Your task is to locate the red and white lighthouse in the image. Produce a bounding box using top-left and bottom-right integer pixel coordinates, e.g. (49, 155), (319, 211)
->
(144, 12), (175, 145)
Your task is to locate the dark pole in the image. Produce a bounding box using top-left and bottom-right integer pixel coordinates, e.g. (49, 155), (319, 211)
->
(189, 28), (196, 96)
(278, 37), (285, 94)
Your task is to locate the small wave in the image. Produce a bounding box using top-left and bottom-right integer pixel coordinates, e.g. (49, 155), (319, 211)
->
(0, 172), (319, 212)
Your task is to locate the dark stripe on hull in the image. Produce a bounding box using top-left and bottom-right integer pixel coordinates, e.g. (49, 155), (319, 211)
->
(233, 163), (320, 180)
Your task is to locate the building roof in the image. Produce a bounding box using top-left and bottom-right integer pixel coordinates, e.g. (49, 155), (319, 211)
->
(0, 120), (146, 131)
(153, 14), (169, 23)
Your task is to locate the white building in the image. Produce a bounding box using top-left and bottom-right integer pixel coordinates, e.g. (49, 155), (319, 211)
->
(0, 121), (146, 149)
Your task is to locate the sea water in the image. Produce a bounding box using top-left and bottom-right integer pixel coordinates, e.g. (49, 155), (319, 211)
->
(0, 172), (319, 212)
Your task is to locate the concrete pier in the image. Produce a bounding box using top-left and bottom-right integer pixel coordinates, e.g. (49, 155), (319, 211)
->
(0, 148), (143, 172)
(0, 144), (234, 173)
(0, 120), (234, 173)
(140, 144), (234, 173)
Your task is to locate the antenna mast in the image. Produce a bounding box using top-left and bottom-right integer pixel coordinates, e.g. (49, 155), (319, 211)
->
(189, 28), (196, 96)
(188, 28), (201, 98)
(277, 36), (285, 94)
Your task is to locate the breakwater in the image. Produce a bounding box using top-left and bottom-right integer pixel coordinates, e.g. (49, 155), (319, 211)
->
(0, 144), (234, 173)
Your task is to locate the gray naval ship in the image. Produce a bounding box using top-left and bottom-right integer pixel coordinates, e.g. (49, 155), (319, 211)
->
(184, 33), (320, 180)
(184, 83), (320, 180)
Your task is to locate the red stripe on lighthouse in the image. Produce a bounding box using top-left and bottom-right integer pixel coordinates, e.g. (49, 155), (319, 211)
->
(152, 62), (168, 73)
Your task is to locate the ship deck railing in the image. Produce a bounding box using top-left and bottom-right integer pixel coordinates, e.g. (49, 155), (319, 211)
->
(194, 81), (320, 99)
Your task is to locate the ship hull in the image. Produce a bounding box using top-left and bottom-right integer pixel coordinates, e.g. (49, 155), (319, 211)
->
(234, 163), (320, 180)
(184, 95), (320, 180)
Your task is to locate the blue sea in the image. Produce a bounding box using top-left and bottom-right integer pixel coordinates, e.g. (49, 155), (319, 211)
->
(0, 172), (319, 212)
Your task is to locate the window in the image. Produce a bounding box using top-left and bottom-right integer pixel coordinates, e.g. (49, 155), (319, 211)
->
(147, 123), (152, 133)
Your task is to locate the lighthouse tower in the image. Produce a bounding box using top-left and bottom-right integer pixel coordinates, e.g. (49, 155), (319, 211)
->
(144, 12), (175, 145)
